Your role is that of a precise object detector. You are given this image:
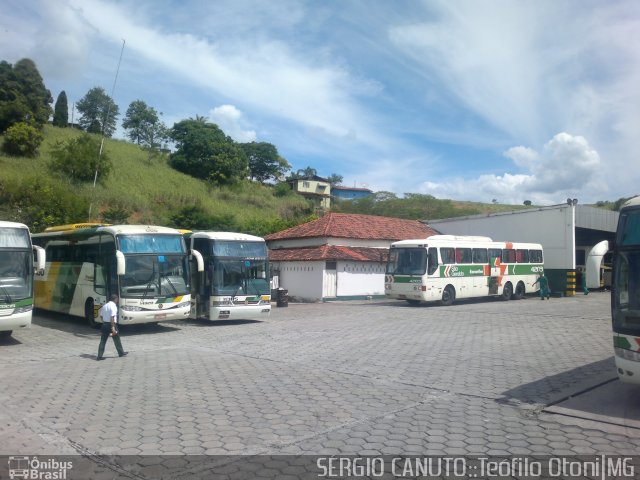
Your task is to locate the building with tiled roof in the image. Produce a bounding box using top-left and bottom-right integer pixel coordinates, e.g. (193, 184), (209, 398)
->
(266, 213), (438, 302)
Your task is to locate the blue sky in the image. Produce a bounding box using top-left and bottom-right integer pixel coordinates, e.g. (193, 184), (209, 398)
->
(2, 0), (639, 205)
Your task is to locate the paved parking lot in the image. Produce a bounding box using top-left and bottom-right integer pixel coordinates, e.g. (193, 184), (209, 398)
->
(1, 292), (639, 477)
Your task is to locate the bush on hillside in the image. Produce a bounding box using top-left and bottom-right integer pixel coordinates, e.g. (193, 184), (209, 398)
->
(49, 133), (112, 183)
(0, 176), (90, 232)
(1, 122), (44, 157)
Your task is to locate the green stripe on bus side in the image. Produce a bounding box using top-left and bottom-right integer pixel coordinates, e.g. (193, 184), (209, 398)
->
(390, 277), (423, 284)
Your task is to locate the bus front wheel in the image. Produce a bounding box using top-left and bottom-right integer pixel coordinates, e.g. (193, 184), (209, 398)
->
(440, 285), (455, 306)
(502, 282), (513, 301)
(512, 281), (525, 300)
(85, 299), (99, 328)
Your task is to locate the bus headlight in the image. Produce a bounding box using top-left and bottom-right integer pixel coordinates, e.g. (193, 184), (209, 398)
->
(175, 301), (191, 309)
(615, 347), (640, 362)
(14, 305), (33, 314)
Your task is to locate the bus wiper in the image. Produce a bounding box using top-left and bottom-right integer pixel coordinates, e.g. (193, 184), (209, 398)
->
(162, 274), (178, 295)
(142, 262), (156, 300)
(0, 284), (12, 303)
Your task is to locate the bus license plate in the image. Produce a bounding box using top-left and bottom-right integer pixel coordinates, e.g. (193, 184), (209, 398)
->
(154, 313), (167, 320)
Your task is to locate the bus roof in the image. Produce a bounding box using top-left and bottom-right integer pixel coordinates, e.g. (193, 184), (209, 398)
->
(190, 231), (266, 242)
(0, 221), (29, 230)
(391, 235), (542, 249)
(622, 196), (640, 208)
(36, 224), (184, 237)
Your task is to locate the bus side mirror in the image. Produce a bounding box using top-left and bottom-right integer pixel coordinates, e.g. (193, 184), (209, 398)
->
(191, 249), (204, 272)
(116, 250), (126, 275)
(33, 245), (45, 275)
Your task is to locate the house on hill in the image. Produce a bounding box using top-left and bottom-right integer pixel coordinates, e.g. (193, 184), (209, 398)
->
(265, 213), (439, 302)
(289, 175), (332, 210)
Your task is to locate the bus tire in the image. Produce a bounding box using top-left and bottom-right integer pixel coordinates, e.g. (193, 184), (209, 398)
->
(85, 299), (99, 328)
(502, 282), (513, 301)
(406, 300), (421, 306)
(440, 285), (455, 306)
(512, 281), (525, 300)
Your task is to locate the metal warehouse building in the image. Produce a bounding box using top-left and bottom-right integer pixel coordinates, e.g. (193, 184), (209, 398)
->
(428, 203), (619, 295)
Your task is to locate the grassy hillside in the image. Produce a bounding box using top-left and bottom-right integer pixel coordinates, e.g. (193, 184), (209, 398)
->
(0, 125), (312, 233)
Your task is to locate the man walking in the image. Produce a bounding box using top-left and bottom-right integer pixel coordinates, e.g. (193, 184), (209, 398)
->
(97, 294), (128, 360)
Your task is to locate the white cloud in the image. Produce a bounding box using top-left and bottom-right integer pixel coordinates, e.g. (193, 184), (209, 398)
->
(420, 133), (605, 204)
(209, 105), (256, 143)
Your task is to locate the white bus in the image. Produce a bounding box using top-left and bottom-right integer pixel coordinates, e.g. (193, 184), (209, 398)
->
(33, 224), (201, 326)
(611, 196), (640, 384)
(187, 232), (271, 321)
(0, 221), (45, 337)
(385, 235), (544, 305)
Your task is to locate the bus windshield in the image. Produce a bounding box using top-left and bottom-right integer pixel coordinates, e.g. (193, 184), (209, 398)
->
(121, 254), (190, 298)
(387, 248), (427, 275)
(0, 227), (29, 248)
(617, 209), (640, 246)
(211, 258), (269, 296)
(118, 234), (185, 254)
(211, 240), (267, 258)
(0, 250), (32, 302)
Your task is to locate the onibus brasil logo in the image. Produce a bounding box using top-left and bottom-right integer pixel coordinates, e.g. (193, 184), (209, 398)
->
(8, 456), (73, 479)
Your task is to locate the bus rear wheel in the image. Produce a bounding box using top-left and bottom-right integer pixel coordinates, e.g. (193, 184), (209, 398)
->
(85, 299), (99, 328)
(440, 285), (455, 306)
(512, 281), (525, 300)
(502, 282), (513, 301)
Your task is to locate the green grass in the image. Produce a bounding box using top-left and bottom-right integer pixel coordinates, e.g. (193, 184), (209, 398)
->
(0, 125), (311, 232)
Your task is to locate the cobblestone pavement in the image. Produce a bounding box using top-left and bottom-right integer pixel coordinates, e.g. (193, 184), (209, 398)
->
(0, 292), (638, 478)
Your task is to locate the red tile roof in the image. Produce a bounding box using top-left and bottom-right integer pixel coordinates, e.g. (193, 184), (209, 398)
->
(269, 245), (389, 262)
(264, 213), (438, 241)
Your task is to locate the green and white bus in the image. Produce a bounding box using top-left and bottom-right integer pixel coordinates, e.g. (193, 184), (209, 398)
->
(385, 235), (544, 305)
(0, 221), (45, 337)
(611, 196), (640, 384)
(187, 232), (271, 321)
(33, 224), (200, 326)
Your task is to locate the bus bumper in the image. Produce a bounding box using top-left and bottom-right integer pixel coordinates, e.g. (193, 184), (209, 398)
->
(615, 355), (640, 385)
(0, 310), (32, 331)
(119, 306), (191, 324)
(208, 304), (271, 321)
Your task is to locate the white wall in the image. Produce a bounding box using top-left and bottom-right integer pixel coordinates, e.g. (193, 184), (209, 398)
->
(275, 261), (324, 300)
(336, 261), (386, 296)
(429, 206), (575, 269)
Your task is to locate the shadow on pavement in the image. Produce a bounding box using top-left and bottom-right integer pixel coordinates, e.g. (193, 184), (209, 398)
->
(179, 319), (263, 327)
(498, 357), (617, 407)
(0, 334), (22, 346)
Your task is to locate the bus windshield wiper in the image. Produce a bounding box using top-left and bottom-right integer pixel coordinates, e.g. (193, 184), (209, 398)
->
(142, 262), (156, 300)
(0, 284), (12, 303)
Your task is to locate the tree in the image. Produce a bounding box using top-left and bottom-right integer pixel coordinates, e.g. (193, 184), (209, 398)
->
(241, 141), (290, 183)
(0, 58), (52, 133)
(1, 122), (44, 157)
(122, 100), (169, 164)
(523, 200), (532, 206)
(48, 133), (112, 183)
(327, 173), (343, 186)
(169, 118), (248, 185)
(52, 91), (68, 127)
(76, 87), (119, 137)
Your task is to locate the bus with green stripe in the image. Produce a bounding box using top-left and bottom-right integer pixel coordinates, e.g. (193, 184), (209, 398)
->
(385, 235), (544, 306)
(611, 196), (640, 384)
(33, 224), (202, 327)
(0, 221), (45, 337)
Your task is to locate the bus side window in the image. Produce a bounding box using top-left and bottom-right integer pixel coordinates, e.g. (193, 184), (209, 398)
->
(440, 247), (455, 264)
(473, 248), (488, 264)
(529, 250), (543, 263)
(488, 248), (502, 264)
(427, 248), (438, 275)
(502, 249), (516, 263)
(455, 248), (472, 264)
(516, 249), (529, 263)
